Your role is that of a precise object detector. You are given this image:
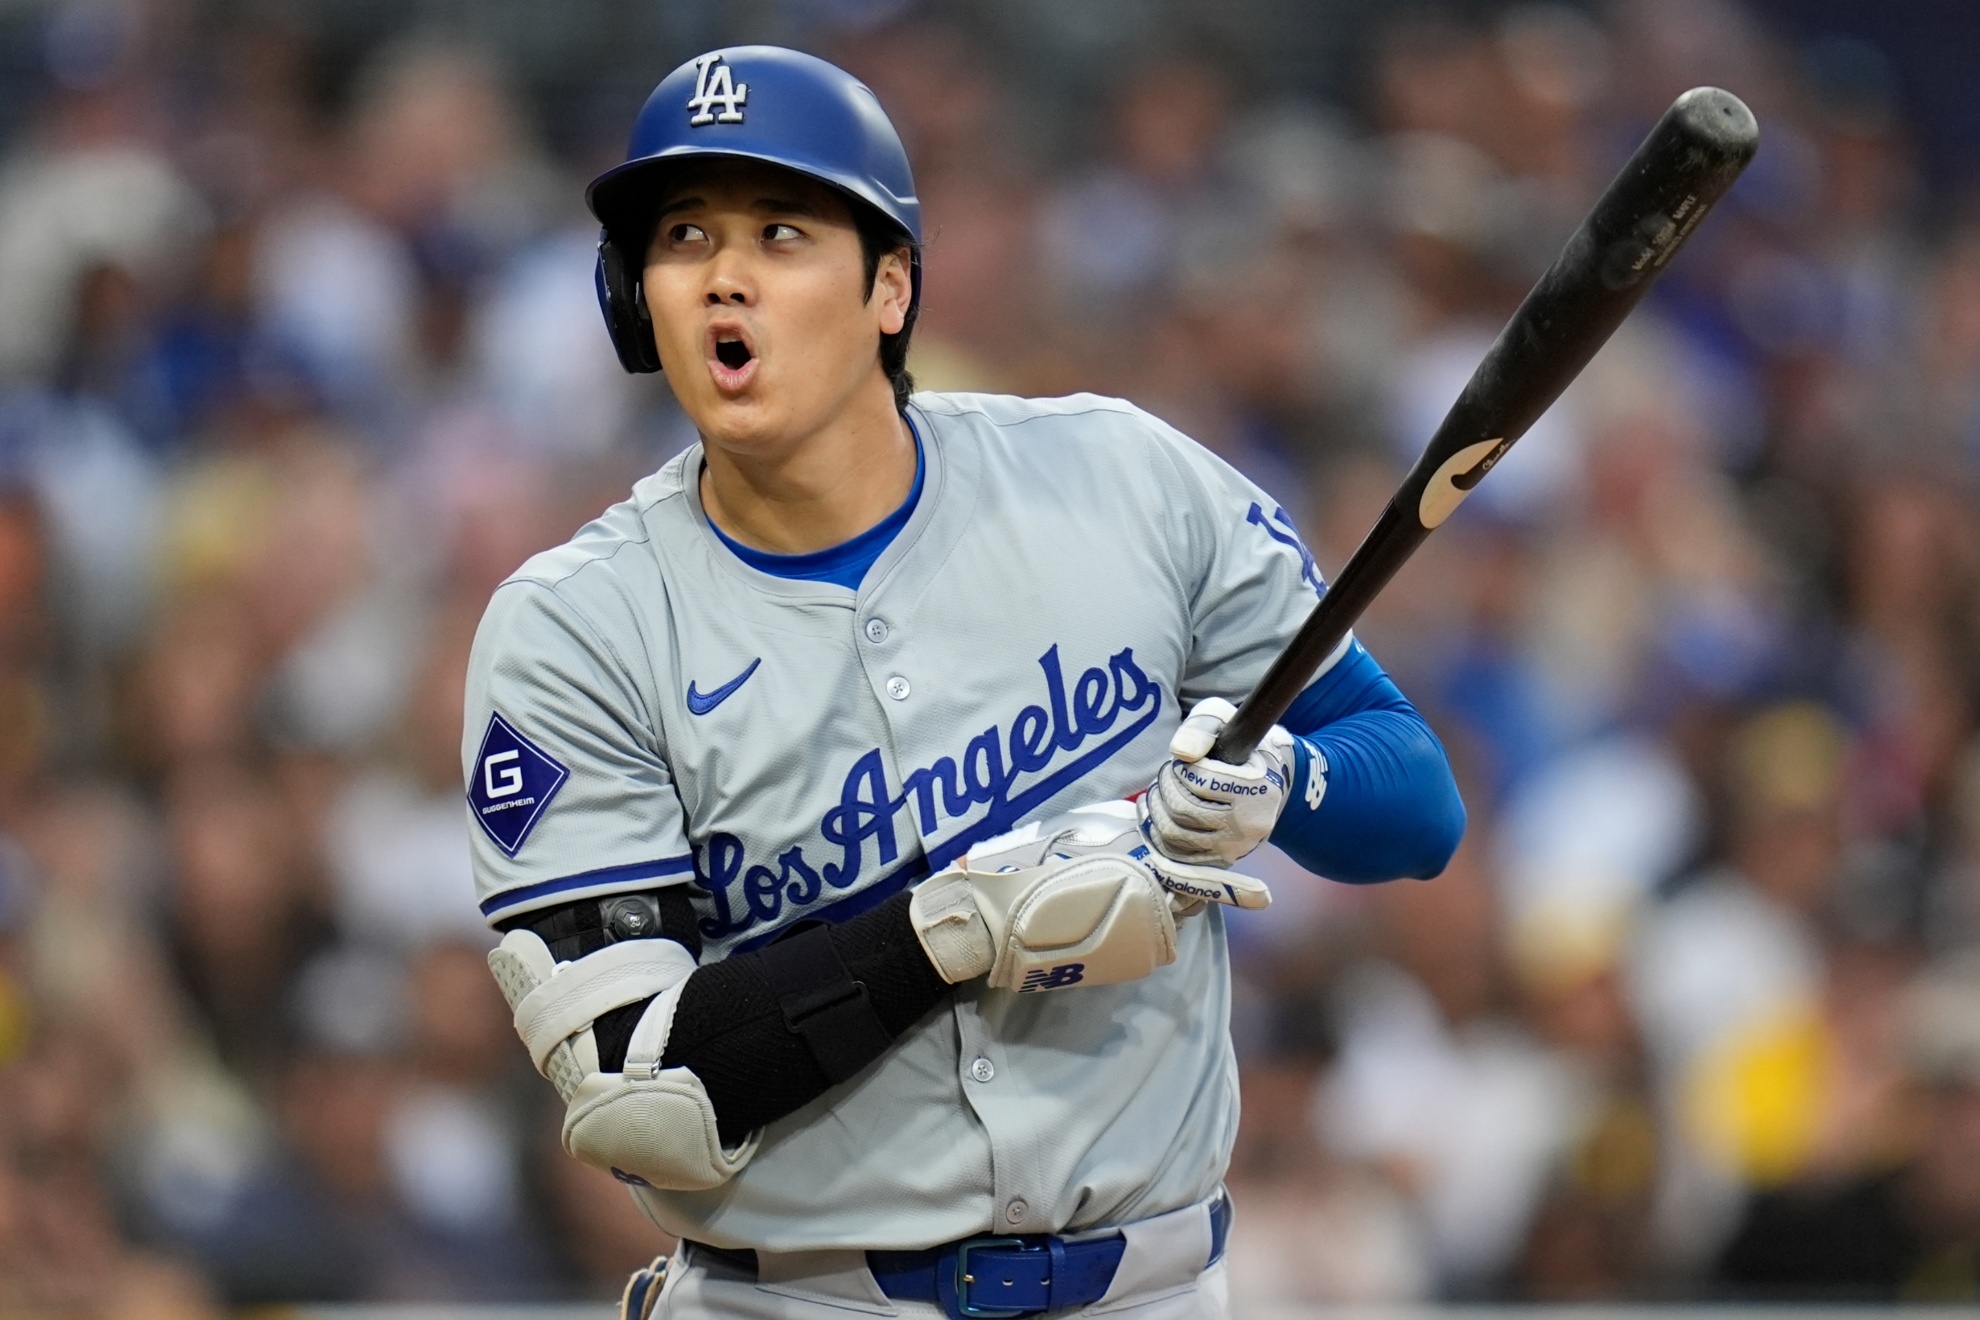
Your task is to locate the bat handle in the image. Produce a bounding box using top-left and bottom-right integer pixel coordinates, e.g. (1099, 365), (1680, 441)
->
(1207, 694), (1282, 767)
(1206, 612), (1353, 765)
(1206, 502), (1421, 765)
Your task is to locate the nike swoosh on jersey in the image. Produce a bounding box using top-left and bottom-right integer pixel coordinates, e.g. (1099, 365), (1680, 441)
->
(686, 658), (762, 715)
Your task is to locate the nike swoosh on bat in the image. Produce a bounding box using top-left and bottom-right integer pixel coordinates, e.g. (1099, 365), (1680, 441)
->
(687, 658), (762, 715)
(1418, 437), (1511, 529)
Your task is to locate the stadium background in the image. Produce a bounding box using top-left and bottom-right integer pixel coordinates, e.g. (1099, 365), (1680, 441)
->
(4, 0), (1980, 1310)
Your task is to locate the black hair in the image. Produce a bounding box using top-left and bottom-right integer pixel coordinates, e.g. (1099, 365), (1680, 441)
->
(851, 203), (919, 414)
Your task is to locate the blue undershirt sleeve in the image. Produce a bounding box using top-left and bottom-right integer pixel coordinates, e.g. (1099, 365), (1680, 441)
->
(1267, 641), (1466, 884)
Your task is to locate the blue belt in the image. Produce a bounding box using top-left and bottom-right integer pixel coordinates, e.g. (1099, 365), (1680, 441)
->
(693, 1198), (1229, 1320)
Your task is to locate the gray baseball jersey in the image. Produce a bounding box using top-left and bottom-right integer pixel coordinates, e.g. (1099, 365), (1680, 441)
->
(462, 391), (1339, 1251)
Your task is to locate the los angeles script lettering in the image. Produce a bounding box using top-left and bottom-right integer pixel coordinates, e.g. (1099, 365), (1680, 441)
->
(692, 645), (1158, 939)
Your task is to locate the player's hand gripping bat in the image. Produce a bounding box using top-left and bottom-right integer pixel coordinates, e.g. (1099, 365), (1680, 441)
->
(1209, 87), (1759, 765)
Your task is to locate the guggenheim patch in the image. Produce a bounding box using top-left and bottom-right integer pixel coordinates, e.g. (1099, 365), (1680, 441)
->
(469, 712), (569, 856)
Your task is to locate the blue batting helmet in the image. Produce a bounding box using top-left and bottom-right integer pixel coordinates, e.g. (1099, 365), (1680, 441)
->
(587, 46), (922, 374)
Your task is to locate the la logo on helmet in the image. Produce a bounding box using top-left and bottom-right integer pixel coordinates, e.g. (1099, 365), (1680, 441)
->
(687, 54), (748, 125)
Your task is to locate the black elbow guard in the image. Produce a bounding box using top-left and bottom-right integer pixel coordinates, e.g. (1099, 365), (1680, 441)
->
(667, 891), (952, 1143)
(497, 886), (950, 1144)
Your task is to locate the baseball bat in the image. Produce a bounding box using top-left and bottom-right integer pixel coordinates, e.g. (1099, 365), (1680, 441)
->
(1209, 86), (1758, 764)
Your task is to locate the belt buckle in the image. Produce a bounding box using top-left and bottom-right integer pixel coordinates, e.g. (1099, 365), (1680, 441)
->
(952, 1236), (1036, 1320)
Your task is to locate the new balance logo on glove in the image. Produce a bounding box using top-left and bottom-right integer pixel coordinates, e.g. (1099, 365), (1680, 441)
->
(1020, 964), (1086, 992)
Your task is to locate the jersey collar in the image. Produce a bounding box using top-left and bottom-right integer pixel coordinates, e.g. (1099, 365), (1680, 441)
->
(678, 400), (969, 605)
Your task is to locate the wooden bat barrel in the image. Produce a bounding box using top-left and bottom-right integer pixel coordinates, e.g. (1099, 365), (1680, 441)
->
(1210, 87), (1759, 765)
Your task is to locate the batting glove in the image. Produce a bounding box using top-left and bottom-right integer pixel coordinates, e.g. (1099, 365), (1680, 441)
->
(1145, 696), (1301, 867)
(910, 801), (1266, 993)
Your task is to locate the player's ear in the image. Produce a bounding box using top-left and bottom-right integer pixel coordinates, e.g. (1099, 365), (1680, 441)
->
(872, 245), (912, 336)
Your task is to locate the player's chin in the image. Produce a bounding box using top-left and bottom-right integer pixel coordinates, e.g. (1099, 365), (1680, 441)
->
(688, 390), (779, 449)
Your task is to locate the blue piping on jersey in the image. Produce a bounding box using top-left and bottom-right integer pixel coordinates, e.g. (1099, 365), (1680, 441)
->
(708, 419), (925, 590)
(480, 853), (697, 918)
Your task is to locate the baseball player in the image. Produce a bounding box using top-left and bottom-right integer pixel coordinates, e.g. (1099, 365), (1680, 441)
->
(464, 47), (1464, 1320)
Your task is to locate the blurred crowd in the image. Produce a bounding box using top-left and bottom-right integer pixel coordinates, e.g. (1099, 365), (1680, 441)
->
(3, 0), (1980, 1310)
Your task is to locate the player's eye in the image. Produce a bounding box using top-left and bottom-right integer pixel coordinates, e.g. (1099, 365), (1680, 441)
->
(763, 223), (803, 242)
(668, 223), (706, 245)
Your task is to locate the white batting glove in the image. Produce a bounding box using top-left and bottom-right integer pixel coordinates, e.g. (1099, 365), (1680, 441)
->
(910, 801), (1266, 993)
(1145, 697), (1302, 867)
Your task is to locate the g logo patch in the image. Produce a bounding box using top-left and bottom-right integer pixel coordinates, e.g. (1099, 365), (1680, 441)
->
(483, 749), (523, 799)
(469, 713), (569, 856)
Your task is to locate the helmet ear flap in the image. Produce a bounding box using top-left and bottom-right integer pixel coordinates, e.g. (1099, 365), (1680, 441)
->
(595, 235), (661, 374)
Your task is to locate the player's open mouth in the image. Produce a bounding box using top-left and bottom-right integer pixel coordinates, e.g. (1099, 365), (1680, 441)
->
(707, 326), (757, 392)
